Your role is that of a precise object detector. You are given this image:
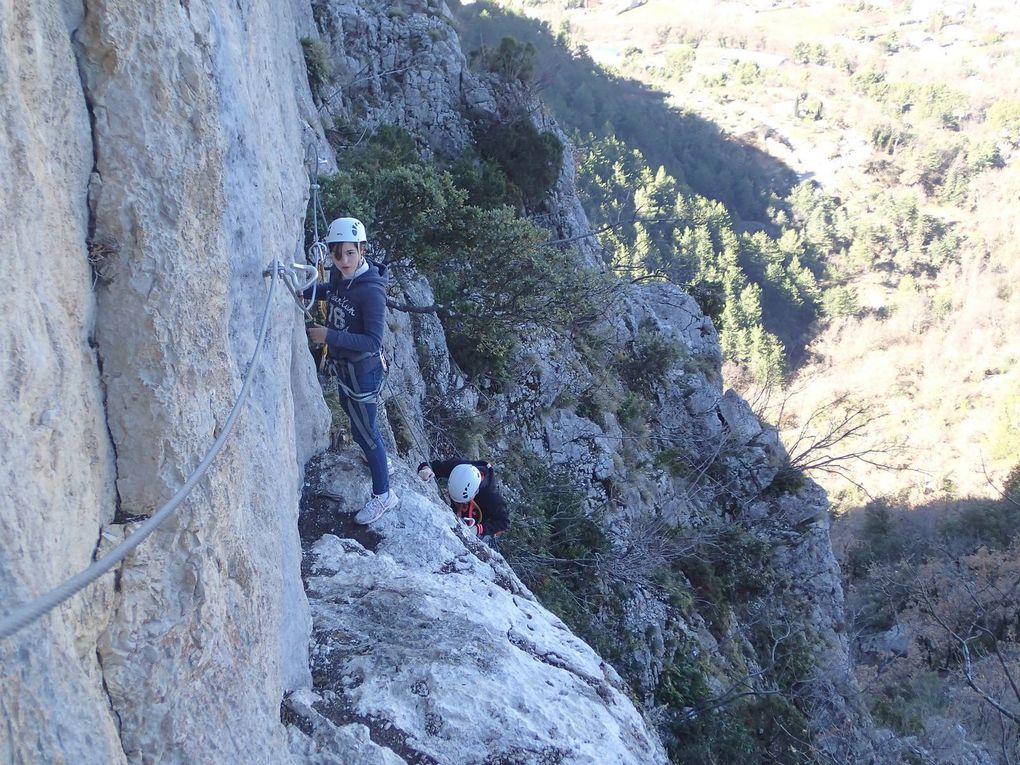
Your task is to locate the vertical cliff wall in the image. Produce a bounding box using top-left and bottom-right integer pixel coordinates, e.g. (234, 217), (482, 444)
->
(0, 2), (123, 762)
(1, 0), (331, 762)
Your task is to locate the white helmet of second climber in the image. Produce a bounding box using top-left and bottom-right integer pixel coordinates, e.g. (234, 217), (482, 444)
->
(448, 464), (482, 503)
(326, 217), (367, 244)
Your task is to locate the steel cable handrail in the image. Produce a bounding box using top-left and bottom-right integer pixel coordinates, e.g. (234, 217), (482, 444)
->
(0, 261), (283, 640)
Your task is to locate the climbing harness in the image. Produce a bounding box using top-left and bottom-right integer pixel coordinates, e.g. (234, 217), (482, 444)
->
(332, 359), (387, 404)
(455, 499), (484, 535)
(0, 259), (299, 641)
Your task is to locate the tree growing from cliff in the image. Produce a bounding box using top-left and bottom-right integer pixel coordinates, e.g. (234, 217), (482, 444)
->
(475, 35), (538, 84)
(471, 114), (564, 212)
(314, 126), (617, 378)
(753, 387), (911, 497)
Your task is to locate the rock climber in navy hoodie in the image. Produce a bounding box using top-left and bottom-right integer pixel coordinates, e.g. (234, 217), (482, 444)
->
(306, 217), (398, 525)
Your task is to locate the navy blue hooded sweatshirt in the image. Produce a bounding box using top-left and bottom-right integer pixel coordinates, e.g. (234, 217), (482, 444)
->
(306, 260), (388, 375)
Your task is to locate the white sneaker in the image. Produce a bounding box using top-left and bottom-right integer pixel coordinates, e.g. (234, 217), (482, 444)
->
(355, 490), (399, 525)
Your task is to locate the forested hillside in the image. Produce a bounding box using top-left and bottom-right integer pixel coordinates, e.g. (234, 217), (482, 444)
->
(454, 2), (836, 382)
(459, 0), (1019, 503)
(452, 1), (1020, 761)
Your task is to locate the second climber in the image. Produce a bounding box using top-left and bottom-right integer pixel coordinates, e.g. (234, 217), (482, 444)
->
(417, 458), (509, 548)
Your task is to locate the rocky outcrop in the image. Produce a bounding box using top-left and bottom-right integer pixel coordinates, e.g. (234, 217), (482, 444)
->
(77, 0), (335, 757)
(312, 0), (475, 157)
(292, 451), (668, 765)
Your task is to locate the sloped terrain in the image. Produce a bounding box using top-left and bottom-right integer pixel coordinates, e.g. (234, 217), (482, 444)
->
(290, 449), (668, 764)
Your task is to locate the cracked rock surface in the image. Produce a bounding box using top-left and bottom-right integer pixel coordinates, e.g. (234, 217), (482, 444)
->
(291, 451), (667, 765)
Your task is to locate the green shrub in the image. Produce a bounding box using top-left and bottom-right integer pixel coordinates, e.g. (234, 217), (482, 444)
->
(532, 572), (593, 634)
(792, 41), (812, 64)
(731, 60), (763, 86)
(686, 277), (726, 320)
(683, 525), (775, 603)
(576, 384), (620, 426)
(1004, 462), (1020, 498)
(616, 392), (651, 434)
(424, 399), (499, 460)
(350, 124), (420, 170)
(662, 45), (695, 80)
(939, 495), (1020, 552)
(735, 696), (814, 764)
(762, 464), (806, 497)
(967, 138), (1004, 172)
(449, 155), (520, 209)
(870, 677), (938, 735)
(655, 655), (711, 708)
(879, 31), (900, 54)
(472, 114), (564, 210)
(765, 630), (816, 691)
(314, 126), (610, 380)
(654, 446), (696, 479)
(821, 284), (859, 318)
(300, 37), (332, 96)
(499, 458), (611, 637)
(988, 99), (1020, 144)
(851, 67), (889, 100)
(614, 327), (683, 393)
(657, 657), (814, 765)
(481, 35), (537, 82)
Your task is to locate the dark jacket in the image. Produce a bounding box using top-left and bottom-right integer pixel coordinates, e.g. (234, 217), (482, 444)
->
(306, 260), (387, 375)
(421, 459), (510, 535)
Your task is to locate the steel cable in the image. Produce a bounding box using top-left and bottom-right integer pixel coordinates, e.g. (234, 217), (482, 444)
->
(0, 261), (284, 640)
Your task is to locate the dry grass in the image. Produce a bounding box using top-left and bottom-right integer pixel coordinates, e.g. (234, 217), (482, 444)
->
(779, 225), (1020, 507)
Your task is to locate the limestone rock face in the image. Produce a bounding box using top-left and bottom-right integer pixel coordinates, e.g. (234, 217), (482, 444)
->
(293, 452), (669, 765)
(78, 0), (330, 761)
(2, 0), (329, 763)
(313, 0), (475, 156)
(0, 2), (123, 762)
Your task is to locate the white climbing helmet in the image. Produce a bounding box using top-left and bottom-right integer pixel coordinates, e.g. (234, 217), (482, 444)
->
(326, 217), (367, 244)
(448, 464), (482, 503)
